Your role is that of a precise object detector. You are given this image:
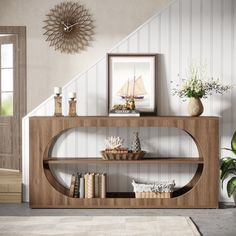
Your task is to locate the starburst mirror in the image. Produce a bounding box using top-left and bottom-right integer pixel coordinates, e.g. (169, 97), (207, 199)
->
(43, 1), (94, 54)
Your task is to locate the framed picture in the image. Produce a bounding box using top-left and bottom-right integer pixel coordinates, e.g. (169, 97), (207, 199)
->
(107, 53), (157, 115)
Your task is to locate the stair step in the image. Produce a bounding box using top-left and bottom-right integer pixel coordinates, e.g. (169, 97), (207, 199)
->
(0, 169), (22, 203)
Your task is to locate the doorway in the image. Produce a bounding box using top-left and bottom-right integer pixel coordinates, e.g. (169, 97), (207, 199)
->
(0, 26), (26, 170)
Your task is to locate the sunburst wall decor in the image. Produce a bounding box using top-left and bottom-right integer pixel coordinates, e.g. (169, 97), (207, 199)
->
(43, 1), (94, 54)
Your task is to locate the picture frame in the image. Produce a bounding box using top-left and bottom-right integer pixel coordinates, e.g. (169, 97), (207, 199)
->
(107, 53), (157, 115)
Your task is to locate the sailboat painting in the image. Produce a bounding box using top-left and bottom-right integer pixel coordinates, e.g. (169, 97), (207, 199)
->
(117, 75), (147, 100)
(108, 54), (157, 114)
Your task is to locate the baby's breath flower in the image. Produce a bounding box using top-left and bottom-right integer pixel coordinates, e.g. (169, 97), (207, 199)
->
(171, 64), (231, 100)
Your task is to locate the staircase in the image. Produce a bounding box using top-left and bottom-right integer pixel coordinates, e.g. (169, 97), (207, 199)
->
(0, 169), (22, 203)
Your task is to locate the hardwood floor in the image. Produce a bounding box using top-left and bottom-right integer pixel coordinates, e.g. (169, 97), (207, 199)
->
(0, 203), (235, 236)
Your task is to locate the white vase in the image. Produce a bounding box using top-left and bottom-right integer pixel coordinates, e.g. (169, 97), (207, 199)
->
(188, 97), (204, 117)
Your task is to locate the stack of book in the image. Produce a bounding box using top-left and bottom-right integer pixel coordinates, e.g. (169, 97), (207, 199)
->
(69, 172), (107, 198)
(109, 109), (140, 117)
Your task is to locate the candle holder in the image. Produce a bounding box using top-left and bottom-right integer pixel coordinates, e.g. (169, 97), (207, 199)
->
(69, 98), (77, 116)
(54, 94), (62, 116)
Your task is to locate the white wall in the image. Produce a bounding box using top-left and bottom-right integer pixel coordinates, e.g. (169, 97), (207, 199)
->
(0, 0), (169, 112)
(23, 0), (236, 202)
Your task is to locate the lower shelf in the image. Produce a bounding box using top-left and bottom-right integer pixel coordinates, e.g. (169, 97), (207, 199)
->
(44, 162), (203, 203)
(74, 192), (174, 198)
(29, 189), (216, 209)
(58, 189), (192, 199)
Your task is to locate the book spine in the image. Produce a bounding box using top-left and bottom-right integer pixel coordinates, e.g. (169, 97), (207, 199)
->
(73, 173), (79, 198)
(84, 173), (89, 198)
(73, 175), (78, 198)
(94, 173), (99, 198)
(101, 173), (106, 198)
(79, 177), (84, 198)
(69, 174), (76, 197)
(87, 173), (95, 198)
(77, 173), (81, 197)
(98, 174), (102, 198)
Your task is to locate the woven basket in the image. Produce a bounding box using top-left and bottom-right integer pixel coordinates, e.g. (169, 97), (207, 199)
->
(101, 151), (146, 160)
(135, 192), (172, 198)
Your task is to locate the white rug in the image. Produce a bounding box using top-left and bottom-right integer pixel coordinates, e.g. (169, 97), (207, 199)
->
(0, 216), (200, 236)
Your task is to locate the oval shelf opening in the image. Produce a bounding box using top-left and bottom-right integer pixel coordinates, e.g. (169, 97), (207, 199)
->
(43, 127), (203, 199)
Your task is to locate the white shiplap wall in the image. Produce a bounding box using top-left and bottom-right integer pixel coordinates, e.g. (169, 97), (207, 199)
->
(22, 0), (236, 202)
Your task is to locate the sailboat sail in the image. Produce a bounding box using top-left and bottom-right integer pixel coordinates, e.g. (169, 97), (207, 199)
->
(117, 75), (147, 99)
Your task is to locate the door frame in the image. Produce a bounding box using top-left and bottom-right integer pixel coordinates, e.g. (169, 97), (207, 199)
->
(0, 26), (27, 170)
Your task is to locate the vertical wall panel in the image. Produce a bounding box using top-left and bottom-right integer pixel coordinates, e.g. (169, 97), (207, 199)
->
(117, 128), (129, 191)
(191, 0), (201, 61)
(160, 8), (170, 115)
(222, 0), (233, 148)
(149, 16), (160, 53)
(212, 0), (222, 115)
(170, 1), (180, 115)
(87, 66), (97, 115)
(181, 0), (191, 82)
(128, 33), (138, 52)
(106, 127), (118, 192)
(138, 24), (150, 52)
(76, 73), (87, 115)
(139, 127), (150, 184)
(128, 127), (139, 190)
(201, 0), (212, 116)
(96, 58), (107, 115)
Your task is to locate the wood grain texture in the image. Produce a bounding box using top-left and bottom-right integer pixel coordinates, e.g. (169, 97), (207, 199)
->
(44, 157), (204, 164)
(29, 116), (219, 208)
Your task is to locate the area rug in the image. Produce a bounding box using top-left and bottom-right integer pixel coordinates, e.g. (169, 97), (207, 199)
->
(0, 216), (200, 236)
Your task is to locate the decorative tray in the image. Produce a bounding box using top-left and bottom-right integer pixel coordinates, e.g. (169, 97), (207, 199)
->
(101, 150), (146, 160)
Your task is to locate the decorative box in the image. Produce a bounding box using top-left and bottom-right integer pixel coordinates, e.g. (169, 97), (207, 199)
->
(132, 180), (175, 198)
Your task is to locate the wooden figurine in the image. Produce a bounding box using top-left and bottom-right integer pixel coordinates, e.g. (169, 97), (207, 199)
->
(68, 92), (77, 116)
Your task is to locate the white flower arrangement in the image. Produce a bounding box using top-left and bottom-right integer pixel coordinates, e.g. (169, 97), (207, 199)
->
(171, 63), (231, 100)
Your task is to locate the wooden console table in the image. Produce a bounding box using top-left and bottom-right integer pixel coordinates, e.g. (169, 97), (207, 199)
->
(29, 116), (219, 208)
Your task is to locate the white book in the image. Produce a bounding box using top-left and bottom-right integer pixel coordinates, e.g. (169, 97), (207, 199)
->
(84, 173), (89, 198)
(94, 173), (100, 198)
(101, 173), (106, 199)
(109, 113), (140, 117)
(79, 177), (84, 198)
(109, 109), (140, 117)
(87, 173), (95, 198)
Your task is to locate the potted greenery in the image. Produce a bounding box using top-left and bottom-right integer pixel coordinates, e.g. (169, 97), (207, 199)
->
(171, 63), (230, 116)
(220, 131), (236, 203)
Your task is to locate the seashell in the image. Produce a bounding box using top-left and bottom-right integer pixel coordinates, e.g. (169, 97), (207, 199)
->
(105, 136), (124, 149)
